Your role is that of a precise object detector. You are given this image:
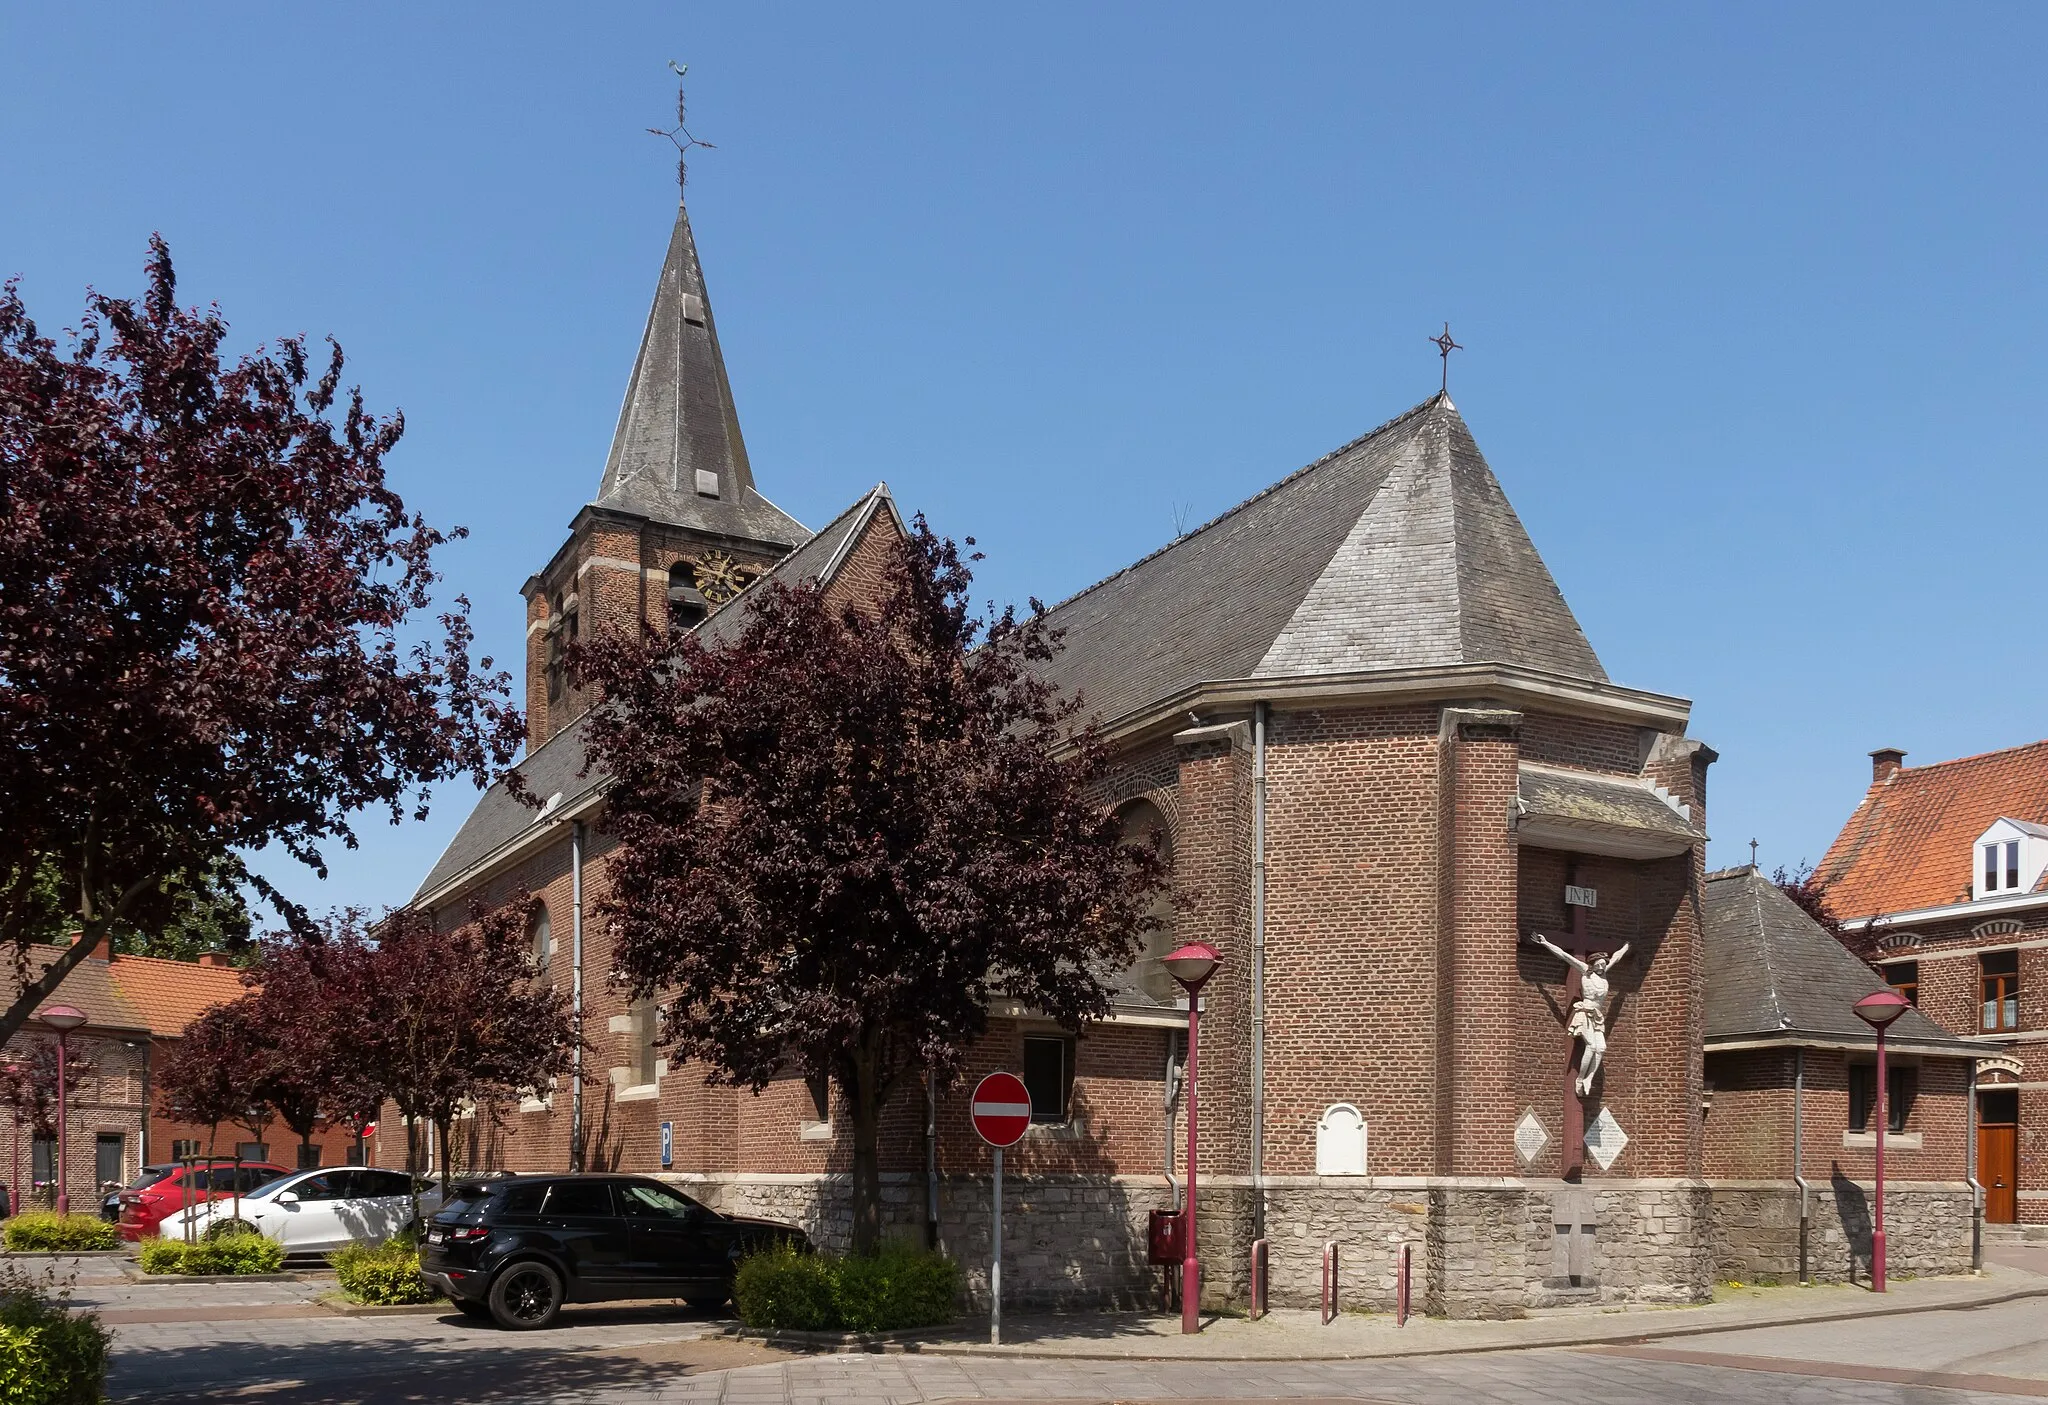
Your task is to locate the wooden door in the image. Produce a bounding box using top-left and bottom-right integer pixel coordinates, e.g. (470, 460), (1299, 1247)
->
(1980, 1123), (2018, 1224)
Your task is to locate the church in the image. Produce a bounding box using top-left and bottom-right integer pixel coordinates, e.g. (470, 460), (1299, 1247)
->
(391, 184), (1985, 1316)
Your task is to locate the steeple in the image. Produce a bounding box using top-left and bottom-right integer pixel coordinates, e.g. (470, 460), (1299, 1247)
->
(593, 195), (805, 548)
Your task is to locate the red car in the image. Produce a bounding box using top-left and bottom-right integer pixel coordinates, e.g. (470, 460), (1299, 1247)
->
(118, 1162), (288, 1241)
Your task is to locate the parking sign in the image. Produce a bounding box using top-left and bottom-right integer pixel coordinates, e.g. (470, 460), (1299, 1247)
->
(660, 1121), (673, 1169)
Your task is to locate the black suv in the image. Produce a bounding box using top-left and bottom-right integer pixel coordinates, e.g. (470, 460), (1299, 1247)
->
(419, 1174), (808, 1329)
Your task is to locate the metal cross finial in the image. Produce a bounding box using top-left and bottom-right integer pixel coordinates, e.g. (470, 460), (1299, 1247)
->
(1750, 838), (1759, 869)
(648, 60), (716, 191)
(1428, 323), (1462, 396)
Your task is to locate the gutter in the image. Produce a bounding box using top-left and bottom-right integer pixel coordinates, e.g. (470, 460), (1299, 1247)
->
(1706, 1031), (1987, 1059)
(1841, 889), (2048, 932)
(1793, 1048), (1809, 1284)
(571, 819), (586, 1173)
(411, 788), (606, 914)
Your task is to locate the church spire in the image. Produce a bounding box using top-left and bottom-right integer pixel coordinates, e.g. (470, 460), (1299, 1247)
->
(592, 80), (804, 547)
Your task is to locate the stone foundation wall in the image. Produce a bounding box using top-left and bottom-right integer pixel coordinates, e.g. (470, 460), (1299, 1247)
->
(668, 1171), (1177, 1310)
(1265, 1178), (1710, 1318)
(674, 1172), (1729, 1317)
(1709, 1180), (1975, 1284)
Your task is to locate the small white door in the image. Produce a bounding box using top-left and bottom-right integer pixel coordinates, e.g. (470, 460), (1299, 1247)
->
(279, 1171), (352, 1251)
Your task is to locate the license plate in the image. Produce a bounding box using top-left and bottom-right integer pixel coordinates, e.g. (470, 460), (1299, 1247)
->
(428, 1230), (445, 1244)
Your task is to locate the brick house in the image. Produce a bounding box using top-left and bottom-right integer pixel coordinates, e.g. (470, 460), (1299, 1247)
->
(6, 948), (361, 1213)
(1813, 741), (2048, 1225)
(395, 186), (1970, 1314)
(1701, 865), (1981, 1280)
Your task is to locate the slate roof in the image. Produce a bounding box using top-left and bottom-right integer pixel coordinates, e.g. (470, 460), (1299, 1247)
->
(1033, 395), (1606, 730)
(1702, 866), (1981, 1055)
(106, 954), (247, 1036)
(414, 487), (900, 902)
(1814, 740), (2048, 919)
(593, 198), (806, 548)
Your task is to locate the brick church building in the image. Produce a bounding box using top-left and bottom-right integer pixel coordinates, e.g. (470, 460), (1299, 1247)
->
(391, 188), (1983, 1313)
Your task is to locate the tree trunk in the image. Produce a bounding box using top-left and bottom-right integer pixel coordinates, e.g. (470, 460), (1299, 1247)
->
(848, 1049), (883, 1257)
(435, 1114), (453, 1198)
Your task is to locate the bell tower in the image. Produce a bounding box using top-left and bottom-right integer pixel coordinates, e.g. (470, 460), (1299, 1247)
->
(521, 190), (806, 749)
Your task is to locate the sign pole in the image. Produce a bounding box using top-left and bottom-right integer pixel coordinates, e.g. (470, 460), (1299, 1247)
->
(991, 1144), (1003, 1344)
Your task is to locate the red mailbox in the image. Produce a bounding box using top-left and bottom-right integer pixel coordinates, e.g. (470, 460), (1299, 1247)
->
(1147, 1208), (1185, 1265)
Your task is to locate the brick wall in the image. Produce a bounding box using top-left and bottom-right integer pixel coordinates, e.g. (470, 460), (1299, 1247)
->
(3, 1031), (145, 1212)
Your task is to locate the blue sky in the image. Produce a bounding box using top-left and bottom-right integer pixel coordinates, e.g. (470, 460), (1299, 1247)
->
(5, 4), (2043, 919)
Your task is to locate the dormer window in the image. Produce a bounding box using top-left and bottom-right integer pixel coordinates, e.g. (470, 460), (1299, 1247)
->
(1973, 819), (2048, 901)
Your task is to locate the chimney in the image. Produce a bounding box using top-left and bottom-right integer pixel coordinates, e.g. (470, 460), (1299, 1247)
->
(1870, 747), (1907, 784)
(196, 953), (232, 969)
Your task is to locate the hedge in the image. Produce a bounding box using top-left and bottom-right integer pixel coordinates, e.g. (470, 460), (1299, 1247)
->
(0, 1265), (109, 1405)
(1, 1214), (118, 1254)
(331, 1237), (435, 1305)
(734, 1243), (956, 1333)
(137, 1232), (284, 1277)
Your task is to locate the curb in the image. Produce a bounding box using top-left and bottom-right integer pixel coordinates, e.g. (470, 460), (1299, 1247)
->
(119, 1268), (304, 1284)
(2, 1249), (132, 1259)
(319, 1297), (450, 1318)
(765, 1278), (2048, 1362)
(722, 1323), (936, 1351)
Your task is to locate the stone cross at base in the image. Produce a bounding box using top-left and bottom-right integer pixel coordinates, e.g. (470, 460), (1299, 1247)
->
(1532, 884), (1626, 1179)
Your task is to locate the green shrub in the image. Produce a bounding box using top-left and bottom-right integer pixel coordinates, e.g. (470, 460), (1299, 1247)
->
(833, 1244), (958, 1333)
(0, 1264), (110, 1405)
(734, 1242), (957, 1334)
(1, 1214), (118, 1253)
(332, 1237), (435, 1305)
(136, 1232), (284, 1277)
(734, 1242), (840, 1331)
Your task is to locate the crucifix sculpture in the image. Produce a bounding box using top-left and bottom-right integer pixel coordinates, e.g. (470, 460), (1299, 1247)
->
(1428, 322), (1462, 395)
(1526, 871), (1630, 1177)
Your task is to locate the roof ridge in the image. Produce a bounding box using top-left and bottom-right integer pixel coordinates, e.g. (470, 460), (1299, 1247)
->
(1884, 738), (2048, 778)
(1038, 394), (1450, 621)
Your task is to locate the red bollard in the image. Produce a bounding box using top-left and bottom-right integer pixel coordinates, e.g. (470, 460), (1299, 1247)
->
(1321, 1240), (1340, 1324)
(1250, 1238), (1269, 1319)
(1395, 1242), (1412, 1326)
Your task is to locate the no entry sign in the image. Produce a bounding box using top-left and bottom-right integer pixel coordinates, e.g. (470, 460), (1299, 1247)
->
(971, 1072), (1031, 1148)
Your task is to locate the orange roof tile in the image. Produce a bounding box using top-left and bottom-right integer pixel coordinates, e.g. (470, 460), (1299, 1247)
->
(23, 947), (151, 1034)
(104, 953), (249, 1037)
(1815, 739), (2048, 919)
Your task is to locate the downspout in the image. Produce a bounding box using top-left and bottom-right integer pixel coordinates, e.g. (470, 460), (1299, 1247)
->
(571, 819), (586, 1173)
(1793, 1047), (1810, 1285)
(1251, 701), (1268, 1240)
(1163, 1033), (1183, 1206)
(137, 1040), (151, 1170)
(1968, 1064), (1983, 1272)
(925, 1070), (939, 1251)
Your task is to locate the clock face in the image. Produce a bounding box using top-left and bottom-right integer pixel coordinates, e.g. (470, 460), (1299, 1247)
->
(691, 550), (750, 605)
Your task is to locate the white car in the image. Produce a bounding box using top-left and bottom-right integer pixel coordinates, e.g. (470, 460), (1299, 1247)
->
(166, 1167), (441, 1254)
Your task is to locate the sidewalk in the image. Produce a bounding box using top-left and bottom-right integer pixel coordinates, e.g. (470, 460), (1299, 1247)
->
(784, 1262), (2048, 1361)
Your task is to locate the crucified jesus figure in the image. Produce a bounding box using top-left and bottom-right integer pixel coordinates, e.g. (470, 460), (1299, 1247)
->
(1528, 934), (1632, 1097)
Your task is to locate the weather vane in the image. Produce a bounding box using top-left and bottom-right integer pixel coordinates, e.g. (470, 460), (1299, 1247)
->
(1428, 322), (1462, 396)
(648, 60), (715, 190)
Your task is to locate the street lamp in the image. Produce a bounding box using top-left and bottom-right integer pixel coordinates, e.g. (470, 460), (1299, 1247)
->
(40, 1006), (87, 1215)
(1162, 941), (1221, 1335)
(1853, 987), (1909, 1293)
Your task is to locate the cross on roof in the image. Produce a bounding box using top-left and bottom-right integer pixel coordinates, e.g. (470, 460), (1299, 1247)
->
(1428, 323), (1462, 395)
(647, 61), (716, 189)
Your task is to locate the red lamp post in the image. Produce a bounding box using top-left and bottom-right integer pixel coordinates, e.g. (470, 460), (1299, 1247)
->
(1853, 988), (1910, 1292)
(40, 1006), (88, 1215)
(1162, 941), (1222, 1335)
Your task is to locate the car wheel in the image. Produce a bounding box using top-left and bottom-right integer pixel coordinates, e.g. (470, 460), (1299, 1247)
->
(454, 1298), (493, 1321)
(488, 1262), (563, 1330)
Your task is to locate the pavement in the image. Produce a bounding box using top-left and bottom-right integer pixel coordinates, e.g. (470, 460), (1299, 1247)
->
(33, 1244), (2048, 1404)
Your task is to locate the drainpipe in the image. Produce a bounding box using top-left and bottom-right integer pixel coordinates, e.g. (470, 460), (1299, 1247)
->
(1967, 1065), (1983, 1272)
(1251, 701), (1268, 1241)
(1164, 1033), (1184, 1206)
(571, 819), (586, 1173)
(1793, 1047), (1810, 1285)
(925, 1070), (940, 1251)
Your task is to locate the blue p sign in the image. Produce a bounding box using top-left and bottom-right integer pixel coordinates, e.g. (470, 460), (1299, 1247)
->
(660, 1121), (673, 1169)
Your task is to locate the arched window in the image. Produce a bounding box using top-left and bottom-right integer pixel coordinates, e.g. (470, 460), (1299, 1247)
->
(1119, 800), (1178, 1004)
(667, 563), (709, 634)
(527, 906), (552, 982)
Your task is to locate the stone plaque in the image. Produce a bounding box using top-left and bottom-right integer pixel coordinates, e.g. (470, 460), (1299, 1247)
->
(1514, 1109), (1550, 1165)
(1315, 1103), (1367, 1176)
(1583, 1106), (1629, 1170)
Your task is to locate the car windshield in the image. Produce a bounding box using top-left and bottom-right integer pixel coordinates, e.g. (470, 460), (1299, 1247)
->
(237, 1174), (301, 1201)
(127, 1167), (176, 1190)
